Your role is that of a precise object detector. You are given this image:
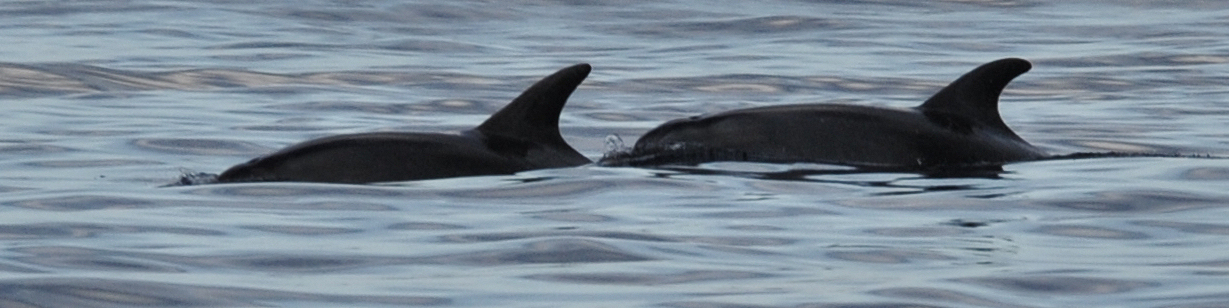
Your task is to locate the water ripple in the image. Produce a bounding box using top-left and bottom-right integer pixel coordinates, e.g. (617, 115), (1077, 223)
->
(0, 278), (450, 307)
(957, 276), (1156, 295)
(131, 138), (270, 156)
(419, 238), (653, 265)
(526, 270), (773, 286)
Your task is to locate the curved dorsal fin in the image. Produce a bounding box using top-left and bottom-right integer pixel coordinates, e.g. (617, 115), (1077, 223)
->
(476, 63), (590, 145)
(919, 58), (1031, 136)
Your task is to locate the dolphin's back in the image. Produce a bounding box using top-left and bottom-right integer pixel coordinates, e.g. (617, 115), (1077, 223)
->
(210, 63), (593, 184)
(216, 132), (528, 183)
(604, 58), (1047, 169)
(631, 104), (1044, 167)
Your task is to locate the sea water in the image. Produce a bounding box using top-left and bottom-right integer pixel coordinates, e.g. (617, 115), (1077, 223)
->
(1, 1), (1228, 307)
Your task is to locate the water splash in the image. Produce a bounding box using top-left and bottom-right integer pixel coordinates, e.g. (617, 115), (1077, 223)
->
(604, 134), (627, 153)
(166, 171), (218, 187)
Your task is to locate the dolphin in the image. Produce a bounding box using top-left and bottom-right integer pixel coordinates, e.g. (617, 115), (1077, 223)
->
(214, 63), (592, 184)
(600, 58), (1047, 170)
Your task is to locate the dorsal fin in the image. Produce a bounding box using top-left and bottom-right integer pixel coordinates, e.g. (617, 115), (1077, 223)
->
(476, 63), (590, 145)
(919, 58), (1031, 136)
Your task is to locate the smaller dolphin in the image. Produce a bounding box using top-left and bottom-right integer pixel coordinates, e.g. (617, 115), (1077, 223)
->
(601, 58), (1047, 170)
(215, 64), (592, 184)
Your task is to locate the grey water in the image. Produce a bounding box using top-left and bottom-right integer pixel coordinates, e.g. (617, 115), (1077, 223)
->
(1, 1), (1228, 307)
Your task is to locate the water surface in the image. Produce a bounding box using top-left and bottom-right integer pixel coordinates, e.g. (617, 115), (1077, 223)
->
(2, 1), (1229, 307)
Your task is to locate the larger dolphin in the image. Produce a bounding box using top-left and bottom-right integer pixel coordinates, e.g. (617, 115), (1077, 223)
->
(215, 63), (592, 184)
(601, 58), (1047, 169)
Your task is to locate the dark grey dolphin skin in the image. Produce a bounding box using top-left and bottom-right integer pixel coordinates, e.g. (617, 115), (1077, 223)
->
(600, 58), (1047, 169)
(214, 63), (592, 184)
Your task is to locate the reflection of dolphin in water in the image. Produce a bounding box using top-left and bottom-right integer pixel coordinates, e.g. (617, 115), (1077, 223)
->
(214, 64), (592, 184)
(601, 58), (1049, 170)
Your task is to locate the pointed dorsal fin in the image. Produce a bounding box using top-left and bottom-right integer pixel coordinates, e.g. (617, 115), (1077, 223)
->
(476, 63), (590, 144)
(919, 58), (1031, 135)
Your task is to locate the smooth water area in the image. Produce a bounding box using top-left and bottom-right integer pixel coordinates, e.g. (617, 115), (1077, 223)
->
(2, 1), (1229, 307)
